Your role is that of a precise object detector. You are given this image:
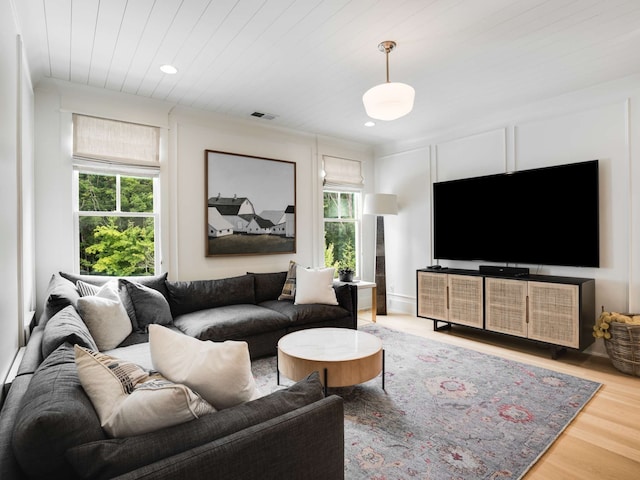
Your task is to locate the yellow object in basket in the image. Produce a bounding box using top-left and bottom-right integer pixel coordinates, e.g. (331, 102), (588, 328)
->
(593, 311), (640, 338)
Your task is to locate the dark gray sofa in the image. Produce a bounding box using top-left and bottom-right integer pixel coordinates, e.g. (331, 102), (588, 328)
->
(56, 270), (358, 358)
(0, 270), (354, 480)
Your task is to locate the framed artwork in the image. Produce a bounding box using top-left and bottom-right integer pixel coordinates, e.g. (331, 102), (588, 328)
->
(205, 150), (296, 256)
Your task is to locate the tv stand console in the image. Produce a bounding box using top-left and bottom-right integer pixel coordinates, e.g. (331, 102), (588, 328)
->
(416, 268), (595, 358)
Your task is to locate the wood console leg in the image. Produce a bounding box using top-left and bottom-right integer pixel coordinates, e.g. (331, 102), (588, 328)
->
(371, 286), (377, 323)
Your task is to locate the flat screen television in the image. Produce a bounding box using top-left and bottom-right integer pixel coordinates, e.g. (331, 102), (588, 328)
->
(433, 159), (599, 267)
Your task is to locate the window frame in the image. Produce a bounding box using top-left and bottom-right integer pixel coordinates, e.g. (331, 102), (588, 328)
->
(323, 187), (362, 279)
(72, 164), (161, 276)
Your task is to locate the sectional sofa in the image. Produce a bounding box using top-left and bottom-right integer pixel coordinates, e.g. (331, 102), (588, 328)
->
(0, 269), (357, 479)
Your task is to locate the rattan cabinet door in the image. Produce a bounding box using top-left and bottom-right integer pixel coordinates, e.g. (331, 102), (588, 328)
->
(447, 274), (483, 328)
(417, 271), (448, 320)
(485, 277), (528, 337)
(527, 281), (580, 348)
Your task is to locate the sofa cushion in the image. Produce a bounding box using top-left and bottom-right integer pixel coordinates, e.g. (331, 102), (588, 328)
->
(260, 298), (350, 325)
(115, 330), (149, 348)
(249, 271), (287, 303)
(12, 343), (106, 480)
(119, 279), (173, 332)
(173, 304), (290, 341)
(39, 273), (81, 326)
(77, 283), (132, 350)
(42, 305), (98, 358)
(104, 342), (154, 370)
(294, 266), (338, 305)
(150, 325), (260, 410)
(75, 345), (216, 438)
(278, 260), (298, 300)
(66, 372), (324, 480)
(166, 274), (256, 316)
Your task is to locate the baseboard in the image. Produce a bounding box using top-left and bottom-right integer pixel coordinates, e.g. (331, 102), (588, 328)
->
(388, 293), (415, 315)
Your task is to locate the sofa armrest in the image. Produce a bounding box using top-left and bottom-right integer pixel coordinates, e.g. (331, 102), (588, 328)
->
(111, 395), (344, 480)
(334, 284), (358, 328)
(0, 375), (32, 480)
(16, 325), (44, 376)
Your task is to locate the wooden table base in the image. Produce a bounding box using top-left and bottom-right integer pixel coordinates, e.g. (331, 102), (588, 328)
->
(276, 328), (385, 394)
(278, 349), (385, 395)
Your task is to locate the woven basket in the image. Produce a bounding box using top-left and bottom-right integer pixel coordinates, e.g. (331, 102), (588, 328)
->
(604, 318), (640, 376)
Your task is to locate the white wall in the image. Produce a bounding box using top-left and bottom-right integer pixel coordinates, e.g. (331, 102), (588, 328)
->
(0, 0), (35, 390)
(374, 74), (640, 356)
(168, 107), (373, 283)
(33, 83), (374, 314)
(33, 81), (173, 316)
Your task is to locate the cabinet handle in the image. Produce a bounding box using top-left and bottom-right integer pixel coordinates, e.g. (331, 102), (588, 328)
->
(446, 285), (449, 310)
(526, 295), (529, 323)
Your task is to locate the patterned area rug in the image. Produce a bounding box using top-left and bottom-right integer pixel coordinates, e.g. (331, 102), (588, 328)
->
(252, 324), (601, 480)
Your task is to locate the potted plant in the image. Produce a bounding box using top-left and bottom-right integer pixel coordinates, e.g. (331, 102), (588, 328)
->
(338, 266), (355, 282)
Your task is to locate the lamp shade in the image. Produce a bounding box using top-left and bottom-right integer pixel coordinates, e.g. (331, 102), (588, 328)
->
(363, 193), (398, 216)
(362, 82), (415, 121)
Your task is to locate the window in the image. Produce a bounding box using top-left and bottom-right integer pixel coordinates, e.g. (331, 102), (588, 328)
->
(72, 115), (160, 276)
(75, 171), (159, 275)
(322, 156), (364, 277)
(324, 190), (361, 276)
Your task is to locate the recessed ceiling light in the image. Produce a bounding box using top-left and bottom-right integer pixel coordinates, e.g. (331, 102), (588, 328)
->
(160, 64), (178, 74)
(364, 121), (375, 127)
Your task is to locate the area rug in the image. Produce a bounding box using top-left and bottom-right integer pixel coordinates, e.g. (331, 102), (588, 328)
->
(252, 324), (601, 479)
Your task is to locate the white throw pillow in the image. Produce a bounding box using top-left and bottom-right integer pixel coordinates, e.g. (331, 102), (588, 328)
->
(294, 266), (338, 305)
(149, 324), (261, 410)
(77, 283), (132, 350)
(74, 345), (216, 437)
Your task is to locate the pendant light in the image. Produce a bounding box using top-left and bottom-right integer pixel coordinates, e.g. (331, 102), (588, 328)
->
(362, 41), (415, 121)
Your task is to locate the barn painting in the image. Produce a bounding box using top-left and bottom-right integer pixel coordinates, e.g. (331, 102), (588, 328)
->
(205, 150), (296, 256)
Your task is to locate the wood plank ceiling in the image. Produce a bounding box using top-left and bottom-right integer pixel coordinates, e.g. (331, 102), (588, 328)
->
(14, 0), (640, 145)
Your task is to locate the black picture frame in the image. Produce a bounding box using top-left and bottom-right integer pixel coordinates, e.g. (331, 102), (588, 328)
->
(205, 150), (296, 256)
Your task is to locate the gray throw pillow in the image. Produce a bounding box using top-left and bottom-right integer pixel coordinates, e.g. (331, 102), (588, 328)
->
(12, 344), (106, 480)
(66, 372), (324, 480)
(41, 305), (98, 358)
(41, 273), (81, 326)
(119, 279), (173, 332)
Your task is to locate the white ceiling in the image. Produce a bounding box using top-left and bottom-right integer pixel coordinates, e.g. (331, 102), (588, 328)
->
(14, 0), (640, 146)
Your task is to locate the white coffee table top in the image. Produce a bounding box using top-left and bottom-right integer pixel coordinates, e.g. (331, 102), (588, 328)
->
(278, 327), (382, 362)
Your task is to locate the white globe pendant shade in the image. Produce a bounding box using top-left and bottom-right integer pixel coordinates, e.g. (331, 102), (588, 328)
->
(362, 40), (415, 121)
(362, 82), (415, 121)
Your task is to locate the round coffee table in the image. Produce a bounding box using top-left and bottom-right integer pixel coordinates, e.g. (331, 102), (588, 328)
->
(277, 328), (384, 394)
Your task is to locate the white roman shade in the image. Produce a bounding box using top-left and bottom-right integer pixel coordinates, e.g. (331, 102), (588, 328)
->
(73, 114), (160, 166)
(322, 156), (364, 188)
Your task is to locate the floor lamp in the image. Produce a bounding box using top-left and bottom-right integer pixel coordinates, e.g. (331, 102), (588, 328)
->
(363, 193), (398, 315)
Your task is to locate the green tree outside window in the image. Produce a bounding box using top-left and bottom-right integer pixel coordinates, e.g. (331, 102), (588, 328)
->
(78, 173), (156, 276)
(324, 191), (359, 276)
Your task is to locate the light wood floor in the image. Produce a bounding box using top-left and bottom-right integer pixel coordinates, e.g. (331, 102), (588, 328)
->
(357, 310), (640, 480)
